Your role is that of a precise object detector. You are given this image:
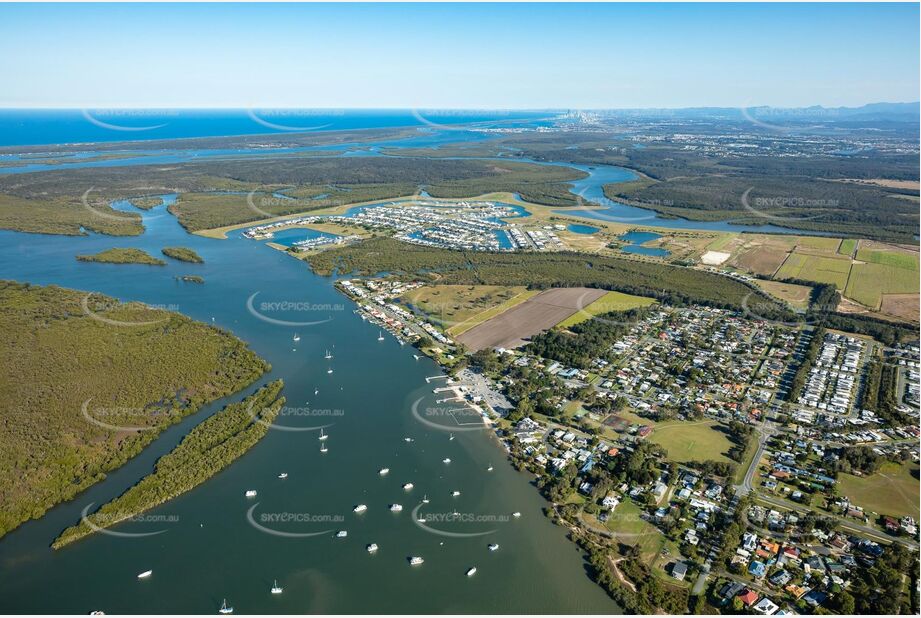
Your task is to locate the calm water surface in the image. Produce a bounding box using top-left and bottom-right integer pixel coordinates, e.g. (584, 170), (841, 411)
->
(0, 200), (620, 614)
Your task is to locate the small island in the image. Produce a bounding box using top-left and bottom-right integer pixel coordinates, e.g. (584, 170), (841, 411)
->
(76, 248), (166, 265)
(129, 196), (164, 210)
(176, 274), (205, 284)
(162, 246), (204, 263)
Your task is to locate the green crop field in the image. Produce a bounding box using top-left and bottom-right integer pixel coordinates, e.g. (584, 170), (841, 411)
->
(557, 290), (656, 328)
(775, 251), (852, 289)
(837, 462), (920, 519)
(855, 248), (920, 270)
(845, 262), (920, 309)
(838, 238), (857, 257)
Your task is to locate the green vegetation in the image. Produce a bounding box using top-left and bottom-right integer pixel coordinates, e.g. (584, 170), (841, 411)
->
(845, 261), (919, 309)
(76, 248), (166, 265)
(306, 237), (781, 313)
(839, 462), (920, 519)
(528, 307), (653, 368)
(161, 246), (204, 263)
(557, 290), (656, 328)
(398, 284), (535, 335)
(787, 327), (825, 401)
(856, 247), (919, 269)
(649, 420), (734, 465)
(838, 238), (857, 257)
(775, 252), (851, 289)
(128, 196), (164, 210)
(0, 281), (269, 539)
(53, 381), (285, 548)
(177, 275), (205, 284)
(0, 194), (143, 236)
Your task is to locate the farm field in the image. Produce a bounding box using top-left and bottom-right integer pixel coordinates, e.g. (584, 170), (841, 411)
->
(844, 261), (920, 309)
(837, 462), (920, 520)
(753, 280), (813, 310)
(455, 287), (606, 351)
(838, 238), (857, 257)
(398, 284), (534, 335)
(557, 290), (656, 328)
(774, 251), (852, 289)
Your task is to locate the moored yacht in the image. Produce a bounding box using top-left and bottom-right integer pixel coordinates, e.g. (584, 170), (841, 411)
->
(389, 503), (403, 512)
(137, 570), (153, 579)
(466, 567), (477, 577)
(278, 472), (288, 479)
(271, 580), (283, 594)
(318, 428), (328, 441)
(409, 556), (424, 566)
(366, 543), (379, 553)
(451, 490), (461, 497)
(244, 490), (257, 498)
(488, 543), (499, 551)
(378, 467), (390, 475)
(353, 504), (367, 513)
(218, 600), (233, 615)
(402, 482), (414, 490)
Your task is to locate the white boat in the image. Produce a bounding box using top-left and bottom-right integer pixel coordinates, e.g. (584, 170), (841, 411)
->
(354, 504), (368, 513)
(336, 530), (348, 538)
(137, 570), (153, 579)
(218, 600), (233, 615)
(278, 472), (288, 479)
(366, 543), (379, 553)
(292, 333), (300, 342)
(442, 458), (451, 464)
(413, 355), (420, 360)
(378, 467), (390, 475)
(314, 388), (319, 395)
(403, 437), (413, 443)
(245, 490), (257, 498)
(449, 433), (455, 441)
(271, 580), (283, 594)
(487, 465), (494, 472)
(324, 349), (332, 359)
(318, 429), (328, 441)
(512, 512), (521, 518)
(422, 494), (430, 504)
(451, 490), (461, 497)
(402, 482), (414, 490)
(320, 444), (328, 453)
(409, 556), (424, 566)
(90, 611), (105, 615)
(377, 331), (384, 341)
(390, 504), (403, 512)
(466, 567), (477, 577)
(488, 543), (499, 551)
(327, 368), (333, 374)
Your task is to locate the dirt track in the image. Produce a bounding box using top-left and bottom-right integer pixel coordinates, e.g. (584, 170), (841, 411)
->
(456, 287), (606, 351)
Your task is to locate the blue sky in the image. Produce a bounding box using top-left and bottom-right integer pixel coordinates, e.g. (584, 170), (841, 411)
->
(0, 3), (917, 108)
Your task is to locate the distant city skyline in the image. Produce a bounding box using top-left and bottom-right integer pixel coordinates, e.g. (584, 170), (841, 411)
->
(0, 3), (918, 109)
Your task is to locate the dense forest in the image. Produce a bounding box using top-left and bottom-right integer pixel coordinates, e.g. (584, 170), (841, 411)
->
(53, 380), (285, 548)
(0, 281), (269, 539)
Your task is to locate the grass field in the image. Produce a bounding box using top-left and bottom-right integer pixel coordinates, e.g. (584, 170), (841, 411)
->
(648, 420), (733, 464)
(844, 262), (920, 309)
(604, 499), (665, 560)
(753, 280), (813, 310)
(557, 290), (656, 328)
(775, 251), (852, 289)
(838, 238), (857, 257)
(399, 284), (536, 336)
(794, 236), (843, 253)
(855, 247), (920, 270)
(837, 462), (920, 519)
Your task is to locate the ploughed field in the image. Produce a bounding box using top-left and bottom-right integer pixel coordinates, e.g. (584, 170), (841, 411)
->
(455, 287), (607, 351)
